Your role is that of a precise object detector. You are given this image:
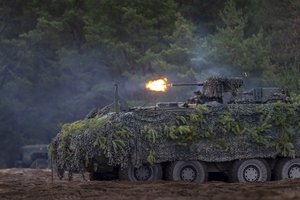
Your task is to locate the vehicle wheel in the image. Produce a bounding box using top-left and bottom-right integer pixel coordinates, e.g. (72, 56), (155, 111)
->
(166, 161), (207, 183)
(30, 158), (48, 169)
(274, 158), (300, 180)
(230, 159), (270, 183)
(119, 164), (162, 181)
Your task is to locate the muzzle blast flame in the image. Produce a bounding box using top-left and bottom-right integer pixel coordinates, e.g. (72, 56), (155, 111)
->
(145, 78), (168, 92)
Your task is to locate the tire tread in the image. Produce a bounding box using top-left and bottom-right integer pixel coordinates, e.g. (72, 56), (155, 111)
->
(229, 159), (271, 183)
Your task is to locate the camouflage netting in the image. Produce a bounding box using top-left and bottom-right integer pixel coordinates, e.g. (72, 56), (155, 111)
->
(203, 77), (243, 98)
(49, 100), (300, 173)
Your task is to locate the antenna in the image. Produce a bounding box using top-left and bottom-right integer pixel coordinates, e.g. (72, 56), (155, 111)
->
(114, 83), (120, 113)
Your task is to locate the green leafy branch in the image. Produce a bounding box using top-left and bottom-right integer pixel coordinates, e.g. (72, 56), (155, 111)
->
(218, 112), (246, 136)
(275, 132), (296, 158)
(147, 150), (156, 165)
(250, 112), (272, 146)
(93, 122), (132, 155)
(143, 125), (158, 143)
(216, 139), (231, 152)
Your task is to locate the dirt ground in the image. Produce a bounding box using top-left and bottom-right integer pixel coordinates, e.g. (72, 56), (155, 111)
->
(0, 169), (300, 200)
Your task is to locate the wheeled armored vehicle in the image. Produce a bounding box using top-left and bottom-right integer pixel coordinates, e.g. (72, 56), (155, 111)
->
(50, 77), (300, 183)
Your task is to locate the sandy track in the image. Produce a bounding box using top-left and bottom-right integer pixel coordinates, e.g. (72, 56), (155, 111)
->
(0, 169), (300, 200)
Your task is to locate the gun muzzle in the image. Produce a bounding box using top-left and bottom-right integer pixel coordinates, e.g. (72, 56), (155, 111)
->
(169, 82), (205, 87)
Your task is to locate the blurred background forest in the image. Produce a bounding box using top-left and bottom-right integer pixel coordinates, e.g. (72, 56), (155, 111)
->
(0, 0), (299, 167)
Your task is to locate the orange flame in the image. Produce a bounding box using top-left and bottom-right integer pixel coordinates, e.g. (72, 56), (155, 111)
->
(145, 78), (168, 92)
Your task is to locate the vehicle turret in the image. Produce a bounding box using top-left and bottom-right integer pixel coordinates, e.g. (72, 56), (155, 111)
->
(170, 77), (289, 104)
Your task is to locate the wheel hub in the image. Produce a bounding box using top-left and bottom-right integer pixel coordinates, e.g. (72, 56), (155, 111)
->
(134, 165), (152, 181)
(243, 165), (260, 182)
(288, 164), (300, 179)
(180, 166), (196, 181)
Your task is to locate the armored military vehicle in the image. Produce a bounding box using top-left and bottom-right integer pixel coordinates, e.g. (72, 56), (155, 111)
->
(15, 144), (48, 169)
(50, 77), (300, 183)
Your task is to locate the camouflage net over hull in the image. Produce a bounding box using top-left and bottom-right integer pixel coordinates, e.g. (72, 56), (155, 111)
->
(50, 101), (300, 173)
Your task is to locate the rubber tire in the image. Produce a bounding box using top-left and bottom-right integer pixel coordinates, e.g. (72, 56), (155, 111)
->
(274, 158), (300, 180)
(230, 159), (271, 183)
(30, 158), (48, 169)
(119, 164), (162, 181)
(166, 161), (207, 183)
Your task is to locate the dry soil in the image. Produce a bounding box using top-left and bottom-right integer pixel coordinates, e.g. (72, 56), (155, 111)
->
(0, 168), (300, 200)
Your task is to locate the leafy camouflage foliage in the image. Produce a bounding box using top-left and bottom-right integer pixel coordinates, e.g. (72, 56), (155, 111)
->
(50, 99), (300, 173)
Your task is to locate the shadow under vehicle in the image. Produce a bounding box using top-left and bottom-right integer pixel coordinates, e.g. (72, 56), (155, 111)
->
(50, 77), (300, 183)
(15, 144), (49, 169)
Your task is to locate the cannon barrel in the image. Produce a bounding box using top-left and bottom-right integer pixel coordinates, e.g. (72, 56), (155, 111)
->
(169, 82), (205, 87)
